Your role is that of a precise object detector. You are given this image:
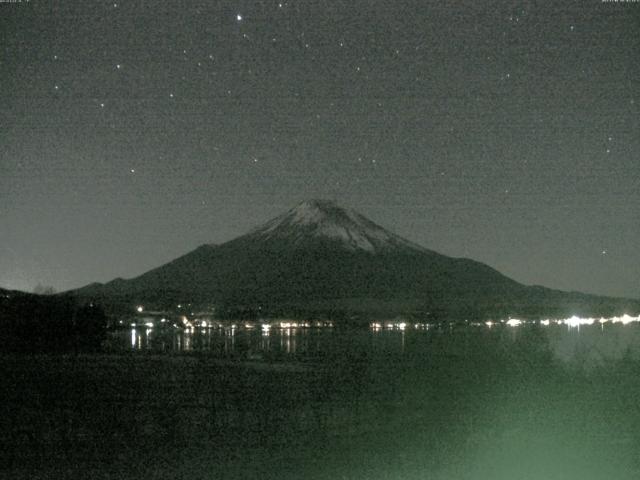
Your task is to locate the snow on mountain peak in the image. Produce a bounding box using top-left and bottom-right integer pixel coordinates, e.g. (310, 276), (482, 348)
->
(249, 199), (423, 253)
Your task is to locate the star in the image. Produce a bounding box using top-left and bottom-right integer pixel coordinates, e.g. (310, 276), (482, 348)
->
(54, 85), (59, 90)
(100, 103), (105, 108)
(602, 249), (607, 255)
(130, 168), (136, 173)
(116, 64), (121, 69)
(169, 93), (174, 98)
(236, 14), (243, 22)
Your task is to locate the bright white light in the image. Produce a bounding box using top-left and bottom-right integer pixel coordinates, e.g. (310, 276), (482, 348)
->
(564, 316), (595, 328)
(279, 321), (298, 329)
(236, 13), (243, 21)
(540, 319), (550, 326)
(145, 322), (154, 328)
(485, 321), (494, 328)
(611, 314), (640, 325)
(506, 319), (522, 327)
(136, 305), (143, 313)
(398, 322), (406, 330)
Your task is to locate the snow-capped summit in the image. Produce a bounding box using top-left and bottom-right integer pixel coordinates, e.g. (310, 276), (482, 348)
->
(248, 199), (423, 253)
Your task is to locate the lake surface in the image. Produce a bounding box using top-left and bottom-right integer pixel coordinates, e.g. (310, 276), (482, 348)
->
(4, 320), (640, 479)
(111, 319), (640, 369)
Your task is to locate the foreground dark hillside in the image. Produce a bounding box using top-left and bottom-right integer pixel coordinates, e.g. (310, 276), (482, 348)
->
(2, 327), (640, 479)
(0, 289), (107, 352)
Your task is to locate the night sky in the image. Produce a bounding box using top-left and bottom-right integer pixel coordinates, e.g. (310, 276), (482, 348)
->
(1, 0), (638, 298)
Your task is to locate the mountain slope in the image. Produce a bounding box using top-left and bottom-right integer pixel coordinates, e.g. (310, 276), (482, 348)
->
(73, 200), (640, 319)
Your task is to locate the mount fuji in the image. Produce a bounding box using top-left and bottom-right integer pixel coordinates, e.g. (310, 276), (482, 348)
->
(72, 200), (639, 320)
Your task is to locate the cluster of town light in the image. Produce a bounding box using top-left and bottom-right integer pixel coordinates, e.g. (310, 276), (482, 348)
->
(132, 304), (639, 332)
(131, 306), (334, 331)
(370, 322), (430, 331)
(499, 314), (640, 328)
(367, 315), (640, 331)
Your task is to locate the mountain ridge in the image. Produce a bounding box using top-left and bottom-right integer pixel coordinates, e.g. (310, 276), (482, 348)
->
(70, 199), (640, 320)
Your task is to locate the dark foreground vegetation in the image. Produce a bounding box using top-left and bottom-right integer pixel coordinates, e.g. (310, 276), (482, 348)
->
(0, 291), (107, 352)
(2, 327), (640, 479)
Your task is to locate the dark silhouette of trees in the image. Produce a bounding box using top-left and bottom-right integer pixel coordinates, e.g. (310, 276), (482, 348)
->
(0, 293), (107, 353)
